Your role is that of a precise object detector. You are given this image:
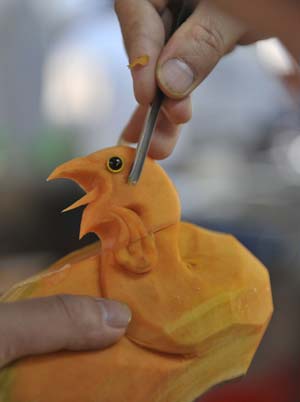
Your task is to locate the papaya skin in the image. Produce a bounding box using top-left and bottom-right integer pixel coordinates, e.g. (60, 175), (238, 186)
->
(0, 146), (273, 402)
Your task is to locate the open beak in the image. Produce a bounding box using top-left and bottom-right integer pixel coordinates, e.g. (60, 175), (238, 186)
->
(48, 155), (116, 244)
(47, 156), (98, 190)
(47, 156), (107, 214)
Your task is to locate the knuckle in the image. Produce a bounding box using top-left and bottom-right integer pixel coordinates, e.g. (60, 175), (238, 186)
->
(190, 19), (225, 59)
(115, 0), (165, 54)
(54, 295), (103, 350)
(128, 20), (164, 51)
(55, 295), (97, 330)
(129, 18), (142, 39)
(54, 294), (75, 318)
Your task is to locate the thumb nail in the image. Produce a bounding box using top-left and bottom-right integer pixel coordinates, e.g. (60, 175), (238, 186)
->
(97, 299), (132, 329)
(158, 58), (194, 96)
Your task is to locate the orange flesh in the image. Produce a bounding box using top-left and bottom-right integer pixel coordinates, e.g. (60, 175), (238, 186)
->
(128, 55), (150, 69)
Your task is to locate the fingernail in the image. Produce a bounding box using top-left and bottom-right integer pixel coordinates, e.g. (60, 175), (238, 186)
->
(158, 59), (194, 95)
(97, 299), (132, 329)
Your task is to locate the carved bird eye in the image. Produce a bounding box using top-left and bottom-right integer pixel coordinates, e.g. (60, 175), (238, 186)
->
(107, 156), (124, 173)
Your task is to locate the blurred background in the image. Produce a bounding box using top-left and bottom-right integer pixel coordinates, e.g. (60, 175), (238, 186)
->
(0, 0), (300, 400)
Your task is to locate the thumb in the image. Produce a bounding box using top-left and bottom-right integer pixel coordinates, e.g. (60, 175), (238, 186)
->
(157, 0), (246, 99)
(0, 295), (131, 368)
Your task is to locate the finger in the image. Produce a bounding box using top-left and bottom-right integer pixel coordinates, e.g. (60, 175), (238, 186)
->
(0, 296), (131, 368)
(121, 105), (149, 144)
(156, 0), (247, 99)
(160, 6), (173, 41)
(123, 107), (181, 159)
(148, 114), (181, 159)
(115, 0), (169, 104)
(121, 95), (191, 144)
(162, 96), (192, 125)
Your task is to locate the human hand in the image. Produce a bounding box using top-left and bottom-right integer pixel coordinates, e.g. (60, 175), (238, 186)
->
(0, 295), (131, 369)
(116, 0), (268, 159)
(214, 0), (300, 58)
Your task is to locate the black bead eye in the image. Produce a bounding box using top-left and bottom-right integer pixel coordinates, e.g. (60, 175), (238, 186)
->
(107, 156), (124, 173)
